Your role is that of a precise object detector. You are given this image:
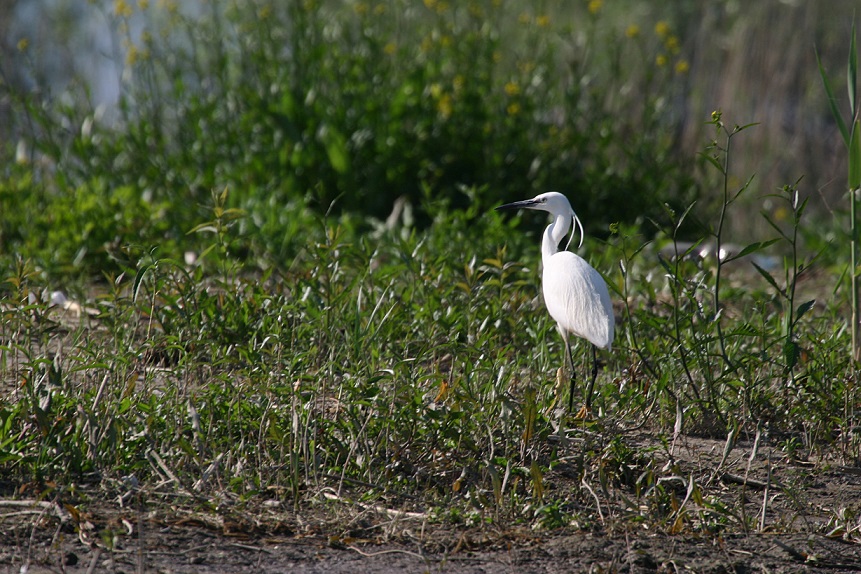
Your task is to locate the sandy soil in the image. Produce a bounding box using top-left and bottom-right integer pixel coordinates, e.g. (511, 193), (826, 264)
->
(6, 527), (861, 573)
(5, 433), (861, 573)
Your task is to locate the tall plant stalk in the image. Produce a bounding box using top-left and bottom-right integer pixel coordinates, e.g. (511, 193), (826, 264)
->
(817, 25), (861, 461)
(816, 26), (861, 362)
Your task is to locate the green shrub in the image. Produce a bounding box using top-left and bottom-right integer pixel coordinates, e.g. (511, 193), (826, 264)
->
(2, 0), (697, 281)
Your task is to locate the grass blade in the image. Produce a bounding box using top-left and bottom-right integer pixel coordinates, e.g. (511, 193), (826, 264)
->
(722, 238), (780, 263)
(133, 263), (153, 303)
(752, 260), (785, 298)
(849, 23), (858, 119)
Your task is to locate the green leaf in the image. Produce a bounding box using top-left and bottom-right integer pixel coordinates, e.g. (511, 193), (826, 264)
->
(698, 152), (724, 174)
(726, 322), (760, 337)
(723, 238), (780, 263)
(752, 261), (785, 298)
(816, 45), (851, 146)
(522, 386), (537, 443)
(783, 339), (800, 371)
(680, 239), (704, 260)
(795, 299), (816, 322)
(198, 243), (218, 261)
(132, 263), (153, 303)
(759, 211), (791, 242)
(733, 122), (761, 133)
(188, 223), (218, 235)
(849, 23), (858, 118)
(530, 460), (544, 501)
(319, 124), (350, 174)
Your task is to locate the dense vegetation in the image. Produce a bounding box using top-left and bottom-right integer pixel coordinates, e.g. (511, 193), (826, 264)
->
(2, 0), (700, 281)
(0, 0), (857, 538)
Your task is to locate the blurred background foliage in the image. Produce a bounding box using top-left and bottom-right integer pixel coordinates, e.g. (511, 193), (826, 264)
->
(0, 0), (857, 282)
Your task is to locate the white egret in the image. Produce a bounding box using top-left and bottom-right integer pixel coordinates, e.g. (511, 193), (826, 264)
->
(496, 192), (614, 414)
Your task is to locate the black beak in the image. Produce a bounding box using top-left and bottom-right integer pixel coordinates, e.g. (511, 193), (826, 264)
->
(495, 199), (539, 212)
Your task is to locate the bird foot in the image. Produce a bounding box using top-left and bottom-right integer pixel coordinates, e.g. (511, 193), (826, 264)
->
(573, 404), (592, 420)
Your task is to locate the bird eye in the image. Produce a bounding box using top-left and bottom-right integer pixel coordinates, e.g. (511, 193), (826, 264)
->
(540, 197), (547, 203)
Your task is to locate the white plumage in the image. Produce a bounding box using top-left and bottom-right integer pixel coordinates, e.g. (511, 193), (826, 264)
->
(496, 191), (614, 412)
(543, 251), (614, 350)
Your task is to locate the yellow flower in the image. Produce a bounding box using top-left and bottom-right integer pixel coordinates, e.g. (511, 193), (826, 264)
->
(137, 0), (149, 9)
(354, 2), (369, 15)
(157, 0), (177, 14)
(773, 206), (789, 222)
(126, 43), (141, 66)
(588, 0), (603, 15)
(625, 25), (640, 39)
(507, 102), (521, 116)
(428, 83), (453, 119)
(374, 3), (385, 15)
(16, 38), (28, 51)
(437, 94), (453, 119)
(654, 21), (670, 38)
(674, 59), (689, 74)
(655, 54), (667, 67)
(384, 42), (397, 55)
(518, 12), (531, 25)
(423, 0), (437, 9)
(114, 0), (133, 17)
(536, 15), (550, 28)
(504, 81), (520, 96)
(664, 35), (680, 54)
(453, 75), (465, 93)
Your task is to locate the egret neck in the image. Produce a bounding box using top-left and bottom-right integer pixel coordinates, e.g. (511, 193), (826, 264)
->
(542, 211), (573, 263)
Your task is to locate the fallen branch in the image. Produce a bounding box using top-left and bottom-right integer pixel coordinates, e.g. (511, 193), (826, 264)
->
(320, 489), (427, 520)
(0, 499), (70, 522)
(346, 545), (427, 561)
(720, 472), (780, 490)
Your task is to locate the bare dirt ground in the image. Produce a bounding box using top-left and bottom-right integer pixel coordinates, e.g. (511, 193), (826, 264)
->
(6, 526), (861, 573)
(4, 433), (861, 574)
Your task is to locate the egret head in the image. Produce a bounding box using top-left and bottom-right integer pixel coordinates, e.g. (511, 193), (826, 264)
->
(495, 192), (584, 249)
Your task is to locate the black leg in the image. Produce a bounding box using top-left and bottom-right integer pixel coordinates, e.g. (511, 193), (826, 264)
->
(565, 338), (577, 413)
(585, 344), (598, 409)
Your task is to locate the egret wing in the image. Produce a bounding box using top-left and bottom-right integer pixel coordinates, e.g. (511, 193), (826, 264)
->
(542, 251), (614, 349)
